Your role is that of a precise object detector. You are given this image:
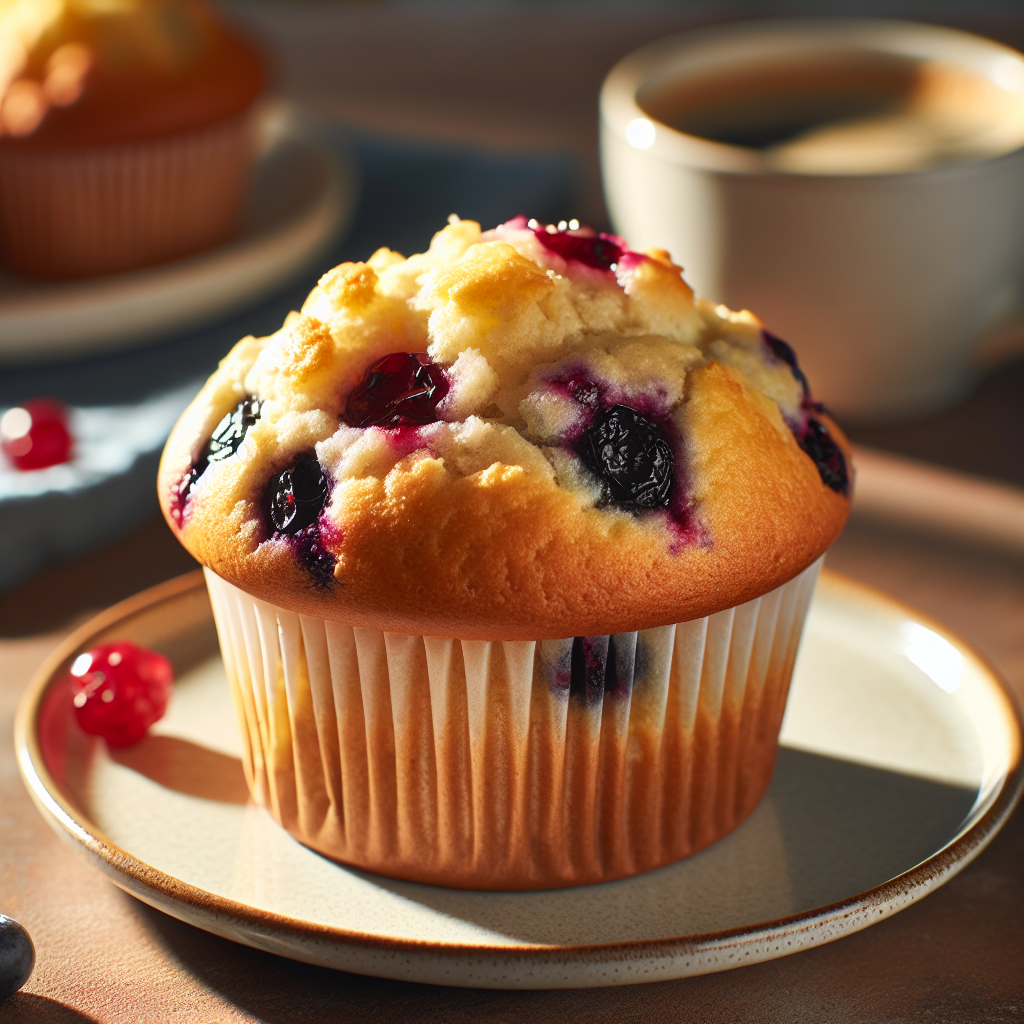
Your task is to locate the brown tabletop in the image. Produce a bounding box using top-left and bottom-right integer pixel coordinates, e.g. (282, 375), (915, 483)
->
(2, 6), (1023, 1021)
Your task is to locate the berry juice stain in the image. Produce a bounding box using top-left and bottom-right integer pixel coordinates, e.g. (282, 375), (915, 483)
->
(569, 635), (610, 706)
(565, 634), (640, 706)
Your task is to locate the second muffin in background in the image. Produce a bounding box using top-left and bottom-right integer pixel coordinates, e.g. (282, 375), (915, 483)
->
(0, 0), (265, 279)
(159, 216), (851, 889)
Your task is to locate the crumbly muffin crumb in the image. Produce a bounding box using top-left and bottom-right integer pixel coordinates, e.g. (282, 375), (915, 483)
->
(159, 217), (850, 638)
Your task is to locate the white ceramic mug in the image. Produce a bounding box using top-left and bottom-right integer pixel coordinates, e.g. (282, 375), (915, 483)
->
(600, 19), (1024, 420)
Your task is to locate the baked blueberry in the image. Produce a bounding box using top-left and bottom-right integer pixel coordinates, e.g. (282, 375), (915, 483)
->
(293, 523), (337, 588)
(761, 332), (848, 494)
(186, 396), (262, 495)
(0, 915), (34, 1001)
(344, 352), (449, 428)
(799, 418), (849, 495)
(267, 452), (330, 536)
(578, 405), (675, 511)
(763, 330), (810, 399)
(266, 453), (336, 585)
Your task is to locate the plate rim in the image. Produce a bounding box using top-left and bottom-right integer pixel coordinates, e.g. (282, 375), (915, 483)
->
(14, 568), (1024, 981)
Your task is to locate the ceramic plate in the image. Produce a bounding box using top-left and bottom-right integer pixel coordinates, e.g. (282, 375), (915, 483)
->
(0, 103), (355, 364)
(16, 570), (1022, 989)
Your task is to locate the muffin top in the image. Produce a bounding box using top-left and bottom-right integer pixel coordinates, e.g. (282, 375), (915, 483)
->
(159, 217), (852, 640)
(0, 0), (264, 148)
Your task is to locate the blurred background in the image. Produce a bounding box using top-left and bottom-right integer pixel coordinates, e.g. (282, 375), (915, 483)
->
(221, 0), (1024, 220)
(1, 2), (1022, 1018)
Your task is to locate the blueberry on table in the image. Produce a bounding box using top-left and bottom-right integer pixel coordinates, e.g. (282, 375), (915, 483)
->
(0, 398), (72, 471)
(344, 353), (449, 428)
(267, 453), (330, 536)
(0, 916), (33, 1001)
(186, 396), (262, 495)
(70, 642), (174, 748)
(578, 405), (675, 511)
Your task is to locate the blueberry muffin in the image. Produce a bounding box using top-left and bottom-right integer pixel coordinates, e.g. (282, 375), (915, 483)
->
(0, 0), (265, 279)
(159, 216), (851, 888)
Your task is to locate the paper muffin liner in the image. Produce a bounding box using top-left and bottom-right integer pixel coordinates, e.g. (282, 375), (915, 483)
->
(205, 559), (821, 890)
(0, 113), (255, 279)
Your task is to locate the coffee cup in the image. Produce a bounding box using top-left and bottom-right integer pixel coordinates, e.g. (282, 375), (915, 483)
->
(600, 19), (1024, 420)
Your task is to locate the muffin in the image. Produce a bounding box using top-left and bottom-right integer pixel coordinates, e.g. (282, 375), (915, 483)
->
(158, 216), (851, 889)
(0, 0), (265, 279)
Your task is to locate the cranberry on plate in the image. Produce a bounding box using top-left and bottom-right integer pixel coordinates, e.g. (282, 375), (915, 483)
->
(70, 642), (174, 748)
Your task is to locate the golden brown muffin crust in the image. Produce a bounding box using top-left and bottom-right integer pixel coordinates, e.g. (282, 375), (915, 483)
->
(159, 218), (851, 639)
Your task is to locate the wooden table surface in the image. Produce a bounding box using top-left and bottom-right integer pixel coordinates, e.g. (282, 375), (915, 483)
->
(2, 6), (1023, 1021)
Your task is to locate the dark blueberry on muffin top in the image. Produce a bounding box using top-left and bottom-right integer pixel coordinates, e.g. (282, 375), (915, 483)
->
(267, 453), (330, 536)
(266, 453), (335, 586)
(186, 396), (262, 496)
(578, 405), (675, 511)
(763, 331), (810, 400)
(798, 418), (849, 496)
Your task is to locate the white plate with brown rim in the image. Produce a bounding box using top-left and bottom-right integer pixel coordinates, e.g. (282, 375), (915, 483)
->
(15, 568), (1023, 989)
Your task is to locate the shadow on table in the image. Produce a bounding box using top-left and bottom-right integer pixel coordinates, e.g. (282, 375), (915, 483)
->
(0, 993), (100, 1023)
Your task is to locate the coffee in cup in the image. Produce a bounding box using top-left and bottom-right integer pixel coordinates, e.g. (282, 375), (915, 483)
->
(601, 20), (1024, 419)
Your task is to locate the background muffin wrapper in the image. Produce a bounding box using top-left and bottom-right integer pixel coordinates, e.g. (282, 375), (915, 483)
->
(205, 559), (821, 890)
(0, 113), (255, 279)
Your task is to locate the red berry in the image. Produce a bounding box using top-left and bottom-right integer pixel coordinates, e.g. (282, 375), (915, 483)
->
(1, 398), (72, 470)
(344, 352), (449, 428)
(532, 223), (625, 271)
(69, 642), (174, 748)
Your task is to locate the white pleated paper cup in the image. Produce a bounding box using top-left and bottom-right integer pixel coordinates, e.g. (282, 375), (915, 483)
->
(0, 112), (255, 279)
(204, 559), (821, 890)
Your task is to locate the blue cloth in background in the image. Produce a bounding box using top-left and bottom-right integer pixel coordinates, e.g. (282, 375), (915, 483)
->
(0, 129), (581, 591)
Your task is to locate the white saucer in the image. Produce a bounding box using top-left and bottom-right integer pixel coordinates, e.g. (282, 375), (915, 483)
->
(0, 104), (356, 364)
(15, 570), (1022, 989)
